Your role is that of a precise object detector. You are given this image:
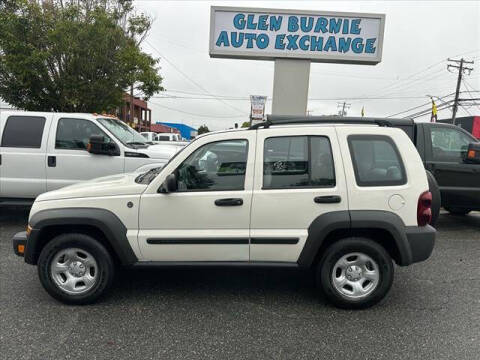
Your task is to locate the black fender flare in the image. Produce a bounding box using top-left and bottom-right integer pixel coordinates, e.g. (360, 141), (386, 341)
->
(425, 170), (441, 226)
(25, 208), (137, 266)
(297, 210), (413, 267)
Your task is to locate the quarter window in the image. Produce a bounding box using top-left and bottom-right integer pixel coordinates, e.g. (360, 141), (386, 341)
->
(348, 135), (406, 186)
(263, 136), (335, 189)
(1, 116), (46, 148)
(56, 118), (111, 150)
(175, 139), (248, 191)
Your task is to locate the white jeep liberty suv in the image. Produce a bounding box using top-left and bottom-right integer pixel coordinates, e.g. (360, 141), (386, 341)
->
(12, 116), (436, 309)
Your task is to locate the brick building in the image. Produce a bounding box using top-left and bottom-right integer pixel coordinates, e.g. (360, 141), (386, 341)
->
(117, 93), (152, 132)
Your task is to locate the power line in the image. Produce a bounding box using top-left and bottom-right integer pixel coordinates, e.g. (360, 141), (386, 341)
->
(386, 92), (455, 118)
(148, 100), (247, 119)
(360, 60), (447, 99)
(462, 78), (480, 111)
(359, 50), (480, 100)
(407, 101), (454, 119)
(144, 40), (249, 116)
(153, 92), (455, 102)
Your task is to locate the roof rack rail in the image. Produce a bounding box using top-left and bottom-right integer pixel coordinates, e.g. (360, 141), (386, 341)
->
(249, 115), (407, 130)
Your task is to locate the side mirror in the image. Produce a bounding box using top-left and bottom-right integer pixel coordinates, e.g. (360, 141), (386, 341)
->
(159, 173), (178, 193)
(87, 135), (119, 156)
(464, 142), (480, 164)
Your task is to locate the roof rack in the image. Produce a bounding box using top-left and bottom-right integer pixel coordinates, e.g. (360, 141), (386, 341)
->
(249, 115), (413, 130)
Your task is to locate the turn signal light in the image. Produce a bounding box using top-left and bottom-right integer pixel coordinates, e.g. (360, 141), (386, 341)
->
(467, 150), (476, 159)
(417, 191), (432, 226)
(17, 244), (25, 254)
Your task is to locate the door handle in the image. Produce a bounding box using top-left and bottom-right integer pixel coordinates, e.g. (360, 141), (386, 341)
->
(314, 195), (341, 204)
(214, 198), (243, 206)
(48, 156), (56, 167)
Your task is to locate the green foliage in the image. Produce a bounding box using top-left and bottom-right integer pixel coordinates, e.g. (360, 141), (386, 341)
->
(0, 0), (163, 112)
(241, 121), (250, 128)
(197, 124), (210, 135)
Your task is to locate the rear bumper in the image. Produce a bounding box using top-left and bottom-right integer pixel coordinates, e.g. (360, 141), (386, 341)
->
(12, 231), (27, 257)
(405, 225), (436, 264)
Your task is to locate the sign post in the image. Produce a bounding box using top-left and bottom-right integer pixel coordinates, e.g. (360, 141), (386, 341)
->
(209, 6), (385, 116)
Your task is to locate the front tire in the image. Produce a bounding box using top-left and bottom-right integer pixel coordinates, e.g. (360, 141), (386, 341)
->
(37, 233), (115, 305)
(317, 238), (394, 309)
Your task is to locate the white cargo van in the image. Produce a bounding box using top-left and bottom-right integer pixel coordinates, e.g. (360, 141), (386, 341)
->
(0, 111), (183, 204)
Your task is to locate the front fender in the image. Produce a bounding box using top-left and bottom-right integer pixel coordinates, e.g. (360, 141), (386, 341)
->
(25, 208), (137, 266)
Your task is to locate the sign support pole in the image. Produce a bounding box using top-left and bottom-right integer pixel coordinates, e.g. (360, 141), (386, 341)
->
(272, 59), (311, 115)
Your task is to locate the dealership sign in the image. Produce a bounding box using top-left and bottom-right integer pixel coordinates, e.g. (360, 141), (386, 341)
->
(210, 7), (385, 64)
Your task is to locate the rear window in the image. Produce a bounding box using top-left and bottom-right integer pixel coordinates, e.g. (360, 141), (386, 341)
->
(348, 135), (406, 186)
(1, 116), (46, 148)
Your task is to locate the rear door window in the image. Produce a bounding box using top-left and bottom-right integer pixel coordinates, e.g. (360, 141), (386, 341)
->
(263, 136), (335, 189)
(430, 126), (474, 162)
(348, 135), (406, 186)
(1, 116), (46, 148)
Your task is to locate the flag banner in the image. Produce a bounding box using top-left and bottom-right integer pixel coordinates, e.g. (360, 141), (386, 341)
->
(431, 99), (437, 123)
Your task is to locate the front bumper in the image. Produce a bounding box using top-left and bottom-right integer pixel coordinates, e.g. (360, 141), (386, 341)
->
(12, 231), (27, 257)
(405, 225), (436, 264)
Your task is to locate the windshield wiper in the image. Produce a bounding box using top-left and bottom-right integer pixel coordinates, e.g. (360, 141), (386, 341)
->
(135, 167), (163, 184)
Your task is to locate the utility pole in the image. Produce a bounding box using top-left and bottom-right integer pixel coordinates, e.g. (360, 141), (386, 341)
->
(337, 101), (351, 117)
(447, 58), (474, 125)
(130, 84), (134, 128)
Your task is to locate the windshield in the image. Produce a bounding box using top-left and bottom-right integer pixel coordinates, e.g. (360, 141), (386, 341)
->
(134, 138), (197, 185)
(97, 118), (148, 148)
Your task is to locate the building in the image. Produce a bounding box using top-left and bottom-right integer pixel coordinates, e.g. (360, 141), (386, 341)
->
(157, 122), (198, 140)
(150, 123), (180, 135)
(117, 93), (152, 132)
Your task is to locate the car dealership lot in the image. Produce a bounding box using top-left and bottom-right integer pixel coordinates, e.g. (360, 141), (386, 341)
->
(1, 208), (479, 360)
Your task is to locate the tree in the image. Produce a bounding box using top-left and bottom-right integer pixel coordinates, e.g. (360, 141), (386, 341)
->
(241, 121), (250, 128)
(0, 0), (163, 112)
(197, 125), (210, 135)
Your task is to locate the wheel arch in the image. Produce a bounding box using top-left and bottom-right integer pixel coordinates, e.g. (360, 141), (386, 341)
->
(297, 210), (413, 268)
(25, 208), (137, 266)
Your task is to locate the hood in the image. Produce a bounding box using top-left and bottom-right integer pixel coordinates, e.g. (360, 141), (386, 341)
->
(36, 173), (147, 202)
(141, 143), (184, 160)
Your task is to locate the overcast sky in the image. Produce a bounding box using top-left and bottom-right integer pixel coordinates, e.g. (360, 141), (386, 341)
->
(136, 0), (479, 130)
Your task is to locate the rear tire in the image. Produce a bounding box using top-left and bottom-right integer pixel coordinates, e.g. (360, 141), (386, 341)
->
(37, 233), (115, 305)
(426, 170), (440, 226)
(444, 207), (471, 215)
(317, 238), (394, 309)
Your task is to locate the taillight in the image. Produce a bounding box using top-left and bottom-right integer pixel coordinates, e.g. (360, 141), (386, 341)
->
(417, 191), (432, 226)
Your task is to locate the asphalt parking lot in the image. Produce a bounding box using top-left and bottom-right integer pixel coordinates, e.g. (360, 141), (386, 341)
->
(1, 208), (479, 360)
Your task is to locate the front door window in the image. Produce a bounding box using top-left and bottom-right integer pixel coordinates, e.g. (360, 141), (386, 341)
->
(175, 139), (248, 191)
